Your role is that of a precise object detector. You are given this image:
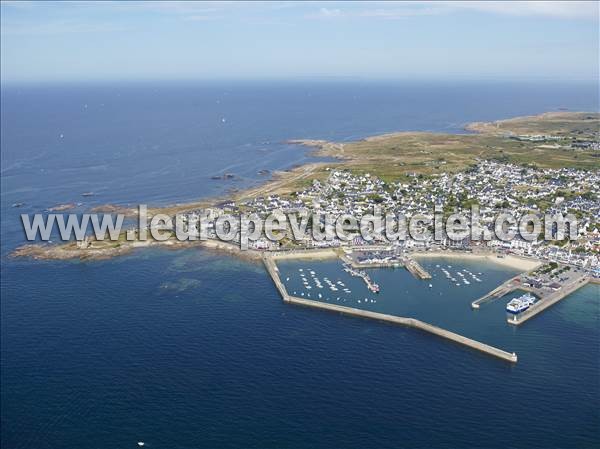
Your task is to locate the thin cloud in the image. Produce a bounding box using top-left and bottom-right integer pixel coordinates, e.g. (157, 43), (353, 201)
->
(448, 1), (598, 19)
(0, 20), (126, 36)
(306, 1), (598, 21)
(307, 3), (442, 20)
(184, 14), (219, 22)
(318, 8), (342, 18)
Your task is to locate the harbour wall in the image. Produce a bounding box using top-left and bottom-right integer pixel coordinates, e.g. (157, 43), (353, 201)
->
(286, 295), (518, 363)
(263, 254), (517, 363)
(508, 275), (591, 325)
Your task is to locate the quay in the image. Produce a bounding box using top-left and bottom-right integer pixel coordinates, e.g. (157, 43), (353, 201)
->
(344, 258), (402, 269)
(471, 265), (592, 326)
(342, 263), (380, 293)
(263, 253), (517, 363)
(508, 275), (591, 325)
(403, 257), (432, 280)
(471, 276), (521, 309)
(341, 251), (430, 280)
(341, 250), (402, 269)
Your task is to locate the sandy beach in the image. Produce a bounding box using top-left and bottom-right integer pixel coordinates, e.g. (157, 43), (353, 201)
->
(269, 248), (339, 260)
(411, 251), (542, 272)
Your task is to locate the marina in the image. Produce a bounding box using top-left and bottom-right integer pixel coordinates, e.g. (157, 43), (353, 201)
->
(342, 249), (431, 281)
(342, 263), (380, 293)
(264, 249), (597, 363)
(436, 265), (483, 286)
(264, 252), (521, 363)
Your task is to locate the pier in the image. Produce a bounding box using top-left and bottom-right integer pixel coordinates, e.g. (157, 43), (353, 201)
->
(263, 255), (290, 300)
(471, 276), (521, 309)
(341, 250), (403, 269)
(344, 258), (402, 269)
(264, 248), (598, 361)
(508, 275), (590, 325)
(286, 296), (517, 362)
(471, 267), (591, 326)
(263, 254), (517, 363)
(403, 257), (432, 280)
(341, 250), (430, 280)
(342, 263), (380, 293)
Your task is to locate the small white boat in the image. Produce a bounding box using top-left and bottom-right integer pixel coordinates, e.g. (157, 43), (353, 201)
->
(138, 443), (145, 447)
(429, 284), (433, 288)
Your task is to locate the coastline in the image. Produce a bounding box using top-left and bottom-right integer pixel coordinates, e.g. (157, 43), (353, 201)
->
(199, 239), (263, 261)
(411, 251), (542, 272)
(269, 248), (339, 260)
(9, 110), (598, 264)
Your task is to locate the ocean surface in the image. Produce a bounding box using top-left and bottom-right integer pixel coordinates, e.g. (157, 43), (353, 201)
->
(1, 80), (599, 448)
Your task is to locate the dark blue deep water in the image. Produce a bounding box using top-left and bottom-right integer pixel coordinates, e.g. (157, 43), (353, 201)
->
(1, 81), (599, 448)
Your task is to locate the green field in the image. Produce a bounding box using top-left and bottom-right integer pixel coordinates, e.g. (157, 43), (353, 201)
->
(284, 112), (600, 187)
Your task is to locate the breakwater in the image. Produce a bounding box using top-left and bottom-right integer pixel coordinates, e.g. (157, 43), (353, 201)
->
(287, 296), (518, 363)
(508, 275), (591, 325)
(470, 267), (590, 326)
(471, 276), (520, 309)
(263, 254), (517, 363)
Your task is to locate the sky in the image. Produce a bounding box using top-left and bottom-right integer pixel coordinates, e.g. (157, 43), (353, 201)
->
(1, 1), (598, 82)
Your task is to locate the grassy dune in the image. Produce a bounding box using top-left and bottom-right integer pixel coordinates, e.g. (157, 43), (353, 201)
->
(279, 112), (599, 189)
(11, 112), (600, 260)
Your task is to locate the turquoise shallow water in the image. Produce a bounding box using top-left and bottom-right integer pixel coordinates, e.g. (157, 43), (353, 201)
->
(277, 256), (600, 355)
(278, 257), (543, 350)
(2, 250), (598, 449)
(2, 81), (599, 448)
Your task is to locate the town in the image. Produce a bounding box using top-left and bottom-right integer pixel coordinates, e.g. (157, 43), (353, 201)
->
(184, 159), (600, 276)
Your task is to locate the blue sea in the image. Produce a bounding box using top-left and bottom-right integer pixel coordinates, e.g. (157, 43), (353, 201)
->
(1, 80), (599, 449)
